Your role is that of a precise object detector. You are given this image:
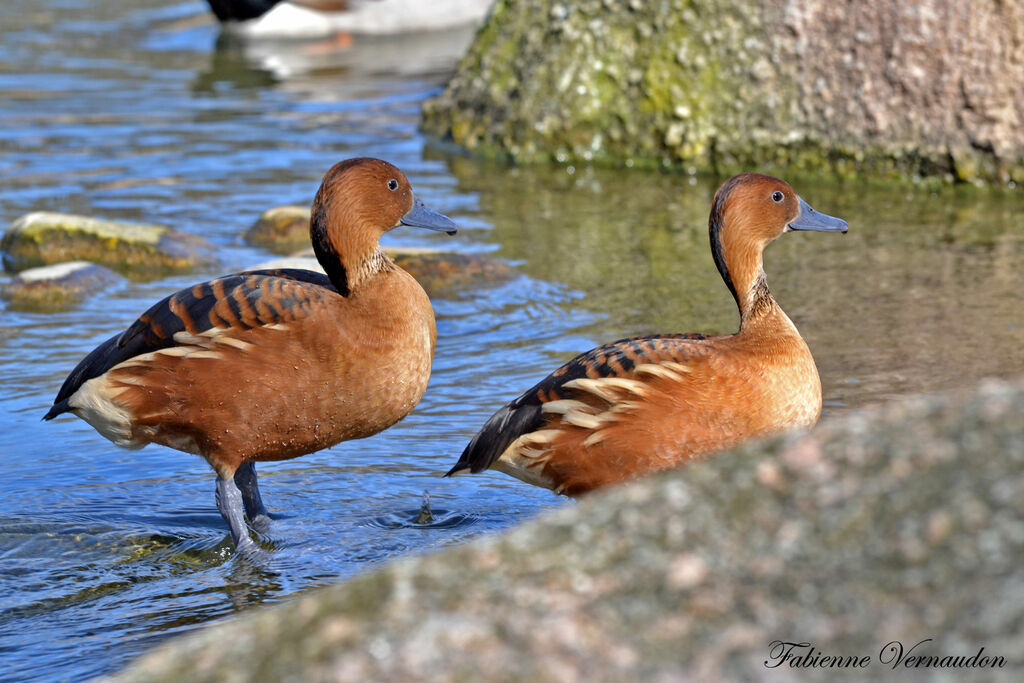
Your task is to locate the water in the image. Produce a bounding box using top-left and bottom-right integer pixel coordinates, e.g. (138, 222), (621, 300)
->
(1, 1), (1022, 680)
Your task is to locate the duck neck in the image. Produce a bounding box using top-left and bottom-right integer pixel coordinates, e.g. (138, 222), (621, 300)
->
(347, 248), (394, 292)
(310, 202), (393, 296)
(711, 221), (779, 330)
(737, 271), (780, 329)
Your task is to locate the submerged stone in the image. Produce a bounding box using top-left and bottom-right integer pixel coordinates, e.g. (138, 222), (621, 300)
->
(422, 0), (1024, 185)
(250, 255), (323, 272)
(1, 212), (213, 277)
(117, 374), (1024, 681)
(243, 205), (311, 253)
(1, 260), (124, 311)
(389, 248), (516, 298)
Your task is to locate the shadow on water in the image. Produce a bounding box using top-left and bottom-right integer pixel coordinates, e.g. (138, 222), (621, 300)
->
(1, 1), (1023, 681)
(193, 33), (281, 92)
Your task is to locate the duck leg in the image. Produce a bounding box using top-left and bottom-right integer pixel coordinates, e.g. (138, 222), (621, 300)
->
(233, 461), (271, 533)
(215, 475), (256, 552)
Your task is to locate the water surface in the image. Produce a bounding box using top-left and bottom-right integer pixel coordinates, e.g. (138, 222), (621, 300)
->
(1, 1), (1023, 680)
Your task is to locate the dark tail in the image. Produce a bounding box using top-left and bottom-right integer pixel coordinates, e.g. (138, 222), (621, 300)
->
(205, 0), (283, 22)
(43, 399), (72, 421)
(43, 331), (124, 423)
(444, 449), (472, 477)
(445, 403), (543, 477)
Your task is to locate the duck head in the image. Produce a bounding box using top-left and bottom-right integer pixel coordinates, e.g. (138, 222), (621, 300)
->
(310, 157), (457, 295)
(709, 173), (847, 316)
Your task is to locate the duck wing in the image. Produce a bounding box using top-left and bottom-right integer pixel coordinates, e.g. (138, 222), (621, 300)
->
(447, 333), (711, 476)
(44, 268), (335, 420)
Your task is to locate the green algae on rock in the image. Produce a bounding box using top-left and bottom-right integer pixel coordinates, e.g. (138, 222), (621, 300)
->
(243, 205), (311, 254)
(1, 260), (124, 311)
(1, 212), (213, 277)
(422, 0), (1024, 185)
(116, 374), (1024, 681)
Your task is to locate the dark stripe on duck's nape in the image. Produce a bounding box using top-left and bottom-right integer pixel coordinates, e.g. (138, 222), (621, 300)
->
(708, 175), (744, 309)
(310, 201), (349, 296)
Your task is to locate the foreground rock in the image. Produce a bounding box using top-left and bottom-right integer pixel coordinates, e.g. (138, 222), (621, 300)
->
(1, 212), (212, 276)
(273, 248), (516, 299)
(1, 261), (124, 311)
(423, 0), (1024, 185)
(118, 375), (1024, 681)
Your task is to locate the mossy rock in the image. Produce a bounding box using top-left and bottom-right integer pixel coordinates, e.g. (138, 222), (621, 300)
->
(1, 212), (214, 277)
(1, 261), (124, 311)
(243, 205), (310, 253)
(423, 0), (1024, 185)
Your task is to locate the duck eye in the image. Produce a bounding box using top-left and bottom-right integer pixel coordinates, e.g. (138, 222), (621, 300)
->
(771, 191), (784, 203)
(387, 179), (399, 191)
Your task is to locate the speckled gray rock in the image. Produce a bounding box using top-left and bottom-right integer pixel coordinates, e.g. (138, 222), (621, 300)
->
(117, 375), (1024, 681)
(1, 212), (213, 276)
(422, 0), (1024, 185)
(0, 260), (124, 311)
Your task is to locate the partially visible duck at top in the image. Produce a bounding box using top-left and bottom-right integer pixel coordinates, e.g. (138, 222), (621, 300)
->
(205, 0), (495, 37)
(447, 173), (848, 496)
(44, 157), (457, 553)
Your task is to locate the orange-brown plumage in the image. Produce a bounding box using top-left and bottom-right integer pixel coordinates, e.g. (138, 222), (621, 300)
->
(45, 157), (457, 551)
(448, 173), (847, 496)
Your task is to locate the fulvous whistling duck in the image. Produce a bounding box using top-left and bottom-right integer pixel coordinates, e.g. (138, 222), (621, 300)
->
(447, 173), (847, 495)
(44, 157), (457, 552)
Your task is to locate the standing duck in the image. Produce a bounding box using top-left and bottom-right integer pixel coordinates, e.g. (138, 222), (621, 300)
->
(447, 173), (847, 495)
(44, 157), (457, 552)
(205, 0), (495, 37)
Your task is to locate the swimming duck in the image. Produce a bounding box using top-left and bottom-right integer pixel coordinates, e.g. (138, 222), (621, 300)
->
(44, 157), (457, 552)
(205, 0), (495, 37)
(447, 173), (847, 495)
